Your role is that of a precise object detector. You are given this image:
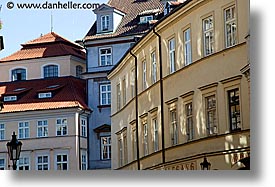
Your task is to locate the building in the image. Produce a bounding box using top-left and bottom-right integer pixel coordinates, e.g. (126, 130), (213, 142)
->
(107, 0), (250, 170)
(81, 0), (164, 169)
(0, 32), (86, 82)
(0, 76), (90, 170)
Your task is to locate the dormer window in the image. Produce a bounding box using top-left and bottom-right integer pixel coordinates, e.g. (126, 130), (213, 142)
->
(140, 15), (153, 24)
(4, 96), (17, 102)
(11, 68), (26, 81)
(38, 92), (52, 99)
(101, 15), (110, 31)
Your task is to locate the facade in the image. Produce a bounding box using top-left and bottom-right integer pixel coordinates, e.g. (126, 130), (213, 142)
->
(0, 32), (86, 82)
(81, 0), (164, 169)
(108, 0), (250, 170)
(0, 76), (90, 170)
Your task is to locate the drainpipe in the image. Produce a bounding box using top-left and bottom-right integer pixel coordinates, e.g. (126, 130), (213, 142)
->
(153, 27), (165, 166)
(130, 50), (140, 170)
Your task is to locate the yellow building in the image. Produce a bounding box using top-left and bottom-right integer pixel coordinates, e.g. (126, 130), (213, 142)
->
(108, 0), (250, 170)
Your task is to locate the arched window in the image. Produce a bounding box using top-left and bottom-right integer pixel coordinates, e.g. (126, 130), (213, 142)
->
(76, 65), (83, 78)
(11, 68), (26, 81)
(43, 65), (58, 78)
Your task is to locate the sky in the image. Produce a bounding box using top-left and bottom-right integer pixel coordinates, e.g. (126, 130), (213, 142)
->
(0, 0), (107, 58)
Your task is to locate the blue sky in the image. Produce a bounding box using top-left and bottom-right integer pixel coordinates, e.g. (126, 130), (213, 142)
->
(0, 0), (106, 58)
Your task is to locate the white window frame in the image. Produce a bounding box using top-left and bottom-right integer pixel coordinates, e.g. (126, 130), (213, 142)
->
(38, 92), (52, 99)
(130, 68), (135, 99)
(56, 118), (68, 136)
(18, 156), (30, 170)
(99, 47), (112, 66)
(18, 121), (30, 139)
(170, 109), (178, 145)
(0, 123), (5, 140)
(152, 118), (159, 152)
(43, 64), (59, 78)
(117, 83), (121, 111)
(186, 102), (194, 140)
(142, 60), (147, 90)
(224, 5), (237, 48)
(101, 15), (110, 31)
(151, 52), (157, 84)
(205, 95), (217, 135)
(37, 120), (48, 138)
(203, 16), (214, 56)
(169, 38), (176, 73)
(184, 28), (192, 66)
(55, 153), (69, 170)
(143, 122), (148, 156)
(122, 77), (126, 106)
(81, 117), (87, 137)
(100, 84), (111, 105)
(11, 68), (27, 81)
(36, 155), (50, 170)
(132, 127), (137, 160)
(101, 136), (111, 160)
(4, 96), (17, 102)
(81, 150), (87, 170)
(140, 15), (153, 23)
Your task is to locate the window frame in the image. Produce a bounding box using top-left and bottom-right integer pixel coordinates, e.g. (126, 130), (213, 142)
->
(100, 84), (111, 105)
(183, 28), (192, 66)
(55, 153), (69, 170)
(43, 64), (59, 78)
(81, 150), (87, 170)
(81, 117), (87, 137)
(205, 95), (218, 135)
(0, 123), (5, 140)
(18, 121), (30, 139)
(101, 136), (111, 160)
(11, 68), (27, 81)
(0, 158), (5, 170)
(99, 47), (112, 66)
(170, 109), (178, 145)
(151, 51), (157, 84)
(142, 60), (147, 90)
(36, 155), (50, 170)
(185, 102), (194, 141)
(117, 83), (121, 111)
(143, 122), (148, 156)
(152, 118), (159, 152)
(228, 88), (241, 131)
(18, 156), (30, 170)
(224, 5), (237, 48)
(168, 38), (176, 73)
(101, 15), (110, 31)
(37, 120), (48, 138)
(202, 15), (214, 56)
(56, 118), (68, 136)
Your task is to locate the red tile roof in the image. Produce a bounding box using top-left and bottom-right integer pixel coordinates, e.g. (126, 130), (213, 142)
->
(0, 32), (86, 62)
(0, 76), (90, 113)
(84, 0), (164, 41)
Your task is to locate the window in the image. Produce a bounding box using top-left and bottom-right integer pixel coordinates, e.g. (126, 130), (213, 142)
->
(81, 151), (87, 170)
(38, 92), (52, 99)
(184, 28), (192, 66)
(228, 88), (241, 131)
(81, 118), (87, 137)
(206, 95), (217, 135)
(11, 68), (26, 81)
(117, 83), (121, 110)
(122, 78), (126, 106)
(56, 154), (68, 170)
(224, 6), (237, 48)
(56, 118), (68, 136)
(152, 118), (159, 152)
(4, 96), (17, 102)
(101, 136), (111, 160)
(18, 157), (30, 170)
(203, 16), (214, 56)
(170, 110), (178, 145)
(0, 123), (5, 140)
(123, 134), (128, 164)
(132, 128), (137, 160)
(0, 159), (5, 170)
(18, 122), (29, 139)
(169, 38), (176, 73)
(140, 15), (153, 24)
(76, 65), (83, 78)
(100, 84), (111, 105)
(143, 122), (148, 156)
(130, 68), (135, 99)
(142, 60), (147, 90)
(37, 120), (48, 137)
(37, 155), (49, 170)
(99, 48), (112, 66)
(43, 65), (58, 78)
(186, 102), (194, 140)
(151, 52), (157, 84)
(101, 15), (110, 31)
(118, 139), (123, 167)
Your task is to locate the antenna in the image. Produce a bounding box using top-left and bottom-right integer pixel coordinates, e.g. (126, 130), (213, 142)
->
(51, 11), (53, 32)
